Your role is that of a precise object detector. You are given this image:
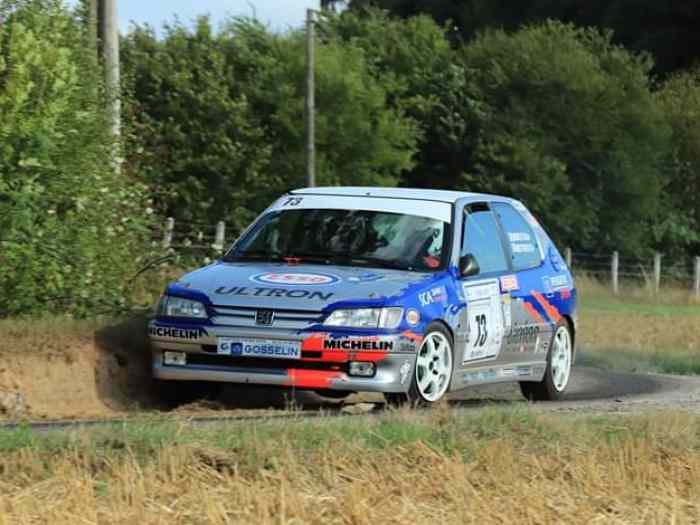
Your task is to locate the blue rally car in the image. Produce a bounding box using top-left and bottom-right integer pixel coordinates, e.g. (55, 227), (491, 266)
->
(149, 187), (576, 404)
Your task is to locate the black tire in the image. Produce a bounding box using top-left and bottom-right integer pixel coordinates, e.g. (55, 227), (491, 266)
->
(155, 380), (222, 408)
(520, 318), (573, 401)
(384, 322), (454, 407)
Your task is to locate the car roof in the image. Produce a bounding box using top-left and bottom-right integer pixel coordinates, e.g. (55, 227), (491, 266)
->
(291, 187), (512, 205)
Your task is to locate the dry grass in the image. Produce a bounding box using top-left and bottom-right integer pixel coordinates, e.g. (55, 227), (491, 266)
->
(575, 275), (700, 374)
(0, 317), (103, 355)
(575, 272), (700, 307)
(0, 408), (699, 524)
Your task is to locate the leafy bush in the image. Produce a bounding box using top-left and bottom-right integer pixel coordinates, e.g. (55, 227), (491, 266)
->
(122, 18), (418, 231)
(0, 0), (152, 317)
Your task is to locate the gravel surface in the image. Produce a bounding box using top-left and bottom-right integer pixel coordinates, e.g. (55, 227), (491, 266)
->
(447, 366), (700, 415)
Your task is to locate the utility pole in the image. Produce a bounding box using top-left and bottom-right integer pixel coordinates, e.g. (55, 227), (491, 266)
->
(87, 0), (98, 56)
(100, 0), (121, 172)
(305, 8), (316, 188)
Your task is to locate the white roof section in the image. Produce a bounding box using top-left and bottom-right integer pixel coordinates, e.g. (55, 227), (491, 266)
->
(291, 186), (507, 205)
(269, 191), (456, 223)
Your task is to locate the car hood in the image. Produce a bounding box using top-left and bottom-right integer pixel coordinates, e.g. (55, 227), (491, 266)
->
(174, 261), (438, 311)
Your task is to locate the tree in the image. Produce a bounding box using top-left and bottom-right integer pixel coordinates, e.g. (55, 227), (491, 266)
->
(654, 70), (700, 256)
(0, 0), (151, 316)
(327, 8), (481, 190)
(349, 0), (700, 76)
(461, 22), (671, 253)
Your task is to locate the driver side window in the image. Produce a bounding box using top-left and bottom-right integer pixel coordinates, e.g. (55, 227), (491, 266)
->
(461, 203), (509, 275)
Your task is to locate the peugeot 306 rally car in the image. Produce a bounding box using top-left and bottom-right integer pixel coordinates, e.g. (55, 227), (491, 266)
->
(149, 187), (576, 404)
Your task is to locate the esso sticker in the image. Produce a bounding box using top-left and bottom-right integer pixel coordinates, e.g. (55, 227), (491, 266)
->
(250, 272), (340, 286)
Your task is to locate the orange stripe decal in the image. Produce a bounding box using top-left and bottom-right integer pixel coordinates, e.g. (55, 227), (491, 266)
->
(400, 330), (423, 346)
(523, 301), (545, 324)
(531, 291), (562, 323)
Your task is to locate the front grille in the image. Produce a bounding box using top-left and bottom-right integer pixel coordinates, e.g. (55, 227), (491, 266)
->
(181, 353), (345, 373)
(210, 304), (323, 330)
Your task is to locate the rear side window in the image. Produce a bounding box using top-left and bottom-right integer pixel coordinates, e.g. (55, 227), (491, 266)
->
(492, 202), (542, 271)
(461, 204), (509, 275)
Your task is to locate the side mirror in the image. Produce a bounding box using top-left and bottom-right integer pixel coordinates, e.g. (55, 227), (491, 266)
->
(459, 254), (480, 278)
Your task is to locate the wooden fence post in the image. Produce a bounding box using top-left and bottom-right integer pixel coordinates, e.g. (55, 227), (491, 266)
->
(694, 256), (700, 299)
(565, 247), (572, 268)
(162, 217), (174, 249)
(653, 252), (662, 295)
(214, 221), (226, 254)
(611, 251), (619, 295)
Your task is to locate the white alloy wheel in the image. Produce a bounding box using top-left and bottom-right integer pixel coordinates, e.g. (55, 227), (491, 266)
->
(415, 331), (453, 402)
(550, 325), (572, 392)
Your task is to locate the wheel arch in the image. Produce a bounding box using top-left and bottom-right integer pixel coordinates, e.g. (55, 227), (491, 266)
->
(562, 314), (576, 359)
(426, 318), (455, 345)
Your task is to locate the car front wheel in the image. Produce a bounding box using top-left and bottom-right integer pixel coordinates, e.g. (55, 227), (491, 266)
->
(520, 319), (573, 401)
(385, 323), (454, 406)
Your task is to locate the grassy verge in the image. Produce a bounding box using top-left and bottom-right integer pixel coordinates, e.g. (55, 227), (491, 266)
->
(0, 407), (699, 523)
(575, 275), (700, 375)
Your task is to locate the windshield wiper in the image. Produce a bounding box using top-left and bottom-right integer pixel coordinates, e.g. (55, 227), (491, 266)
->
(223, 250), (283, 263)
(224, 250), (341, 265)
(281, 252), (345, 265)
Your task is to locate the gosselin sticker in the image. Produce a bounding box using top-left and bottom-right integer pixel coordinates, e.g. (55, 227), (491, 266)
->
(250, 272), (341, 286)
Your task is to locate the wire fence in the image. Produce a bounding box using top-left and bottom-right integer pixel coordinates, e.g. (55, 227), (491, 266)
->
(564, 248), (699, 296)
(154, 218), (700, 297)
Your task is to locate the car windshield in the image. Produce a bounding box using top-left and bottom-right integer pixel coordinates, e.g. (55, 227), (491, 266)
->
(225, 209), (450, 272)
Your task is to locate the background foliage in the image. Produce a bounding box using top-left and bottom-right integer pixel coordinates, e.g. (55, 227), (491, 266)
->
(0, 0), (698, 317)
(348, 0), (700, 76)
(121, 17), (417, 231)
(0, 0), (151, 316)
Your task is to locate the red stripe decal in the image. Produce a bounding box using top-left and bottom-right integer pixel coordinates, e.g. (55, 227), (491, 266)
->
(286, 369), (343, 389)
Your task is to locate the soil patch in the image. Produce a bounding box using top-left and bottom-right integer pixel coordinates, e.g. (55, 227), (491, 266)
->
(0, 317), (156, 420)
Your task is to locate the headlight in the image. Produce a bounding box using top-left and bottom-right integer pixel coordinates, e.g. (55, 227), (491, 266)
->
(324, 307), (403, 329)
(157, 295), (208, 318)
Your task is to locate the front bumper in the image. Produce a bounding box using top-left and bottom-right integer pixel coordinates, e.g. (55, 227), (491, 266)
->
(149, 321), (421, 393)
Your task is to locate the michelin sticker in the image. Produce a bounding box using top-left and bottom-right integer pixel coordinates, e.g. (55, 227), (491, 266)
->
(323, 337), (394, 351)
(149, 326), (207, 340)
(250, 272), (340, 286)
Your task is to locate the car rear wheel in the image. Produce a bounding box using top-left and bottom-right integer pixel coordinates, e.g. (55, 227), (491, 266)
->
(384, 323), (454, 406)
(520, 319), (573, 401)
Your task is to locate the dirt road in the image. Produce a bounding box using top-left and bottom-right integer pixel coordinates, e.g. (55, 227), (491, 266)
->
(2, 365), (700, 432)
(446, 365), (700, 414)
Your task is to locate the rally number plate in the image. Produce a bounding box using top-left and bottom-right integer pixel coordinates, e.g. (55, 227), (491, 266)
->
(217, 338), (301, 360)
